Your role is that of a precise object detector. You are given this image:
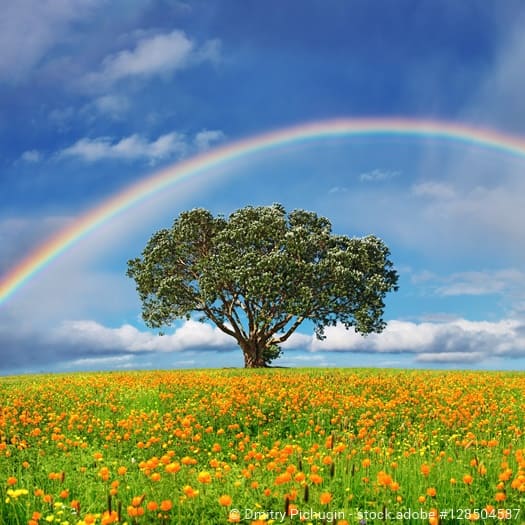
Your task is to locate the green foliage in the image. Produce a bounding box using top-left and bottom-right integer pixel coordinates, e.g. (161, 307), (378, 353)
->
(127, 203), (399, 367)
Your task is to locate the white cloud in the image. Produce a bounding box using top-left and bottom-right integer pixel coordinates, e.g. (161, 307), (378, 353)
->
(58, 132), (188, 163)
(284, 318), (525, 363)
(104, 30), (192, 79)
(83, 30), (220, 90)
(359, 168), (400, 182)
(55, 319), (233, 352)
(58, 128), (226, 163)
(194, 130), (226, 151)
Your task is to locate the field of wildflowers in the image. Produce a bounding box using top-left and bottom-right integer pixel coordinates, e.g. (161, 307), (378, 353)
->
(1, 368), (524, 524)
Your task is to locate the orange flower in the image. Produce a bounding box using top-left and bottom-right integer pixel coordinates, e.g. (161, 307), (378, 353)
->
(421, 464), (431, 477)
(165, 462), (181, 474)
(131, 495), (145, 507)
(320, 492), (332, 505)
(309, 473), (323, 485)
(494, 492), (506, 502)
(183, 485), (199, 498)
(426, 487), (437, 497)
(6, 476), (17, 486)
(146, 501), (158, 511)
(117, 466), (127, 476)
(219, 494), (233, 506)
(101, 510), (119, 525)
(197, 471), (212, 484)
(127, 506), (145, 517)
(463, 474), (474, 485)
(160, 499), (173, 511)
(295, 472), (306, 483)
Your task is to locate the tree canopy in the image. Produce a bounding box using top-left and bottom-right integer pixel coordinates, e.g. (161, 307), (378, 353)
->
(127, 203), (399, 367)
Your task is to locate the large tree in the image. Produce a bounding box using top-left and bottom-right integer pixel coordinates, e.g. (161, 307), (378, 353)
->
(127, 203), (398, 367)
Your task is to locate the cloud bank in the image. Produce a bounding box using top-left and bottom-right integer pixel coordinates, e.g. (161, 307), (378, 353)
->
(284, 318), (525, 364)
(57, 129), (225, 163)
(1, 317), (524, 372)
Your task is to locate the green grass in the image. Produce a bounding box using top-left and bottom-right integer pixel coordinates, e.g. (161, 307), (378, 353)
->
(1, 368), (524, 524)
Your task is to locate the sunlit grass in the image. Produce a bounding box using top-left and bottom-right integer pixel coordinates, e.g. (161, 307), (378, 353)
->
(1, 368), (524, 524)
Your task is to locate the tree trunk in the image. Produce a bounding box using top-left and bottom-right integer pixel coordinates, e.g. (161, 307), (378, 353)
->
(241, 340), (267, 368)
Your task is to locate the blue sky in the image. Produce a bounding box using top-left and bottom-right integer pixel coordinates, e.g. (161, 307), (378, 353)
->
(2, 0), (525, 374)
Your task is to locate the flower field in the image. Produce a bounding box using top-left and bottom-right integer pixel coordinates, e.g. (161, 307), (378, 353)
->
(1, 368), (525, 524)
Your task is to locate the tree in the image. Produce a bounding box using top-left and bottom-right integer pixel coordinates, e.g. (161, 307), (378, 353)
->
(127, 203), (398, 368)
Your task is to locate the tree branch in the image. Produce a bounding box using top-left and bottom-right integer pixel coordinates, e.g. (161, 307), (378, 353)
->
(271, 315), (306, 344)
(201, 305), (237, 338)
(217, 291), (248, 341)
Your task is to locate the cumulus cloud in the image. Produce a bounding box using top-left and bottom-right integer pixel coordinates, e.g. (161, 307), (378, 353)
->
(0, 317), (235, 371)
(58, 132), (188, 163)
(104, 30), (192, 79)
(1, 314), (525, 371)
(283, 318), (525, 363)
(82, 30), (220, 90)
(58, 128), (226, 163)
(54, 319), (234, 353)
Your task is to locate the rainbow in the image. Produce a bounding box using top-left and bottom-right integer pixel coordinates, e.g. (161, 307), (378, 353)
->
(2, 117), (525, 306)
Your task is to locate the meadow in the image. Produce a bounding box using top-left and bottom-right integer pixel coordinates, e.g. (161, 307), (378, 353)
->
(1, 368), (524, 524)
